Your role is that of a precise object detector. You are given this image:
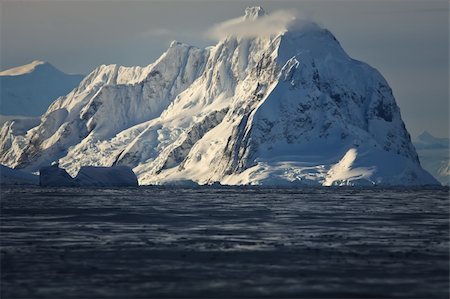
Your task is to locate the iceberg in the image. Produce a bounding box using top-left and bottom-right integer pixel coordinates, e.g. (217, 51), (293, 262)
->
(74, 166), (138, 187)
(39, 164), (138, 187)
(0, 164), (38, 185)
(39, 164), (77, 187)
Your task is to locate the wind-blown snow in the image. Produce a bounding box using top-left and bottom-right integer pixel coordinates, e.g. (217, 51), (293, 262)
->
(0, 7), (438, 186)
(206, 7), (298, 40)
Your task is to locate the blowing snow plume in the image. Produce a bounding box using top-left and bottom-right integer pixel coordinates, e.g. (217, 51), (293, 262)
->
(206, 6), (313, 40)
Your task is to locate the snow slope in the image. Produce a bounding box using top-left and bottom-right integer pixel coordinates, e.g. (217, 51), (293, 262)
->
(0, 60), (83, 116)
(0, 7), (438, 186)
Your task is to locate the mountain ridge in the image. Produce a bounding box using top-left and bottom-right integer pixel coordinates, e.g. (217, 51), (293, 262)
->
(0, 60), (84, 117)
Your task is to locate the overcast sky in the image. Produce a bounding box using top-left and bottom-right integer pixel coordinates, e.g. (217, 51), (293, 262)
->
(0, 0), (448, 138)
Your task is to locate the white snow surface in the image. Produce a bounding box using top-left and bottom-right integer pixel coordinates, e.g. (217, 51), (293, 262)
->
(0, 7), (438, 186)
(0, 61), (83, 116)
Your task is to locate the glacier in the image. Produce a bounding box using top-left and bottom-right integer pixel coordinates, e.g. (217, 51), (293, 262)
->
(0, 7), (438, 186)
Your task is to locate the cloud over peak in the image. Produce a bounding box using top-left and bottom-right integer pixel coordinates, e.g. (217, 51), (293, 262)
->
(205, 8), (315, 40)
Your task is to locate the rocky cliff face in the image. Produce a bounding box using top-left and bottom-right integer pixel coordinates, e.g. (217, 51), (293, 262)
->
(0, 7), (438, 186)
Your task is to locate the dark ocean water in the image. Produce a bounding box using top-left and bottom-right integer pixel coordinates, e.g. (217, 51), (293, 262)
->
(1, 186), (448, 298)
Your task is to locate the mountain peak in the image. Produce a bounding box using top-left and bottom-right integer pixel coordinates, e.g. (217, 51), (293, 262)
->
(30, 60), (47, 65)
(169, 40), (191, 49)
(0, 60), (52, 76)
(417, 131), (439, 144)
(417, 131), (449, 145)
(418, 131), (433, 139)
(244, 6), (267, 20)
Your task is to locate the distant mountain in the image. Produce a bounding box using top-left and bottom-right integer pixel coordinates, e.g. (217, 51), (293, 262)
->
(414, 131), (449, 185)
(0, 7), (438, 186)
(0, 60), (83, 116)
(414, 131), (449, 150)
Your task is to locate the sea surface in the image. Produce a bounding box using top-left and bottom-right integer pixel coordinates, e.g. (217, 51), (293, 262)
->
(1, 186), (449, 298)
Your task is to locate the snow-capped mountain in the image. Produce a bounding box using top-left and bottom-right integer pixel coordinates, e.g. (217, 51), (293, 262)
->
(0, 7), (438, 186)
(0, 60), (83, 116)
(414, 131), (449, 150)
(414, 131), (449, 185)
